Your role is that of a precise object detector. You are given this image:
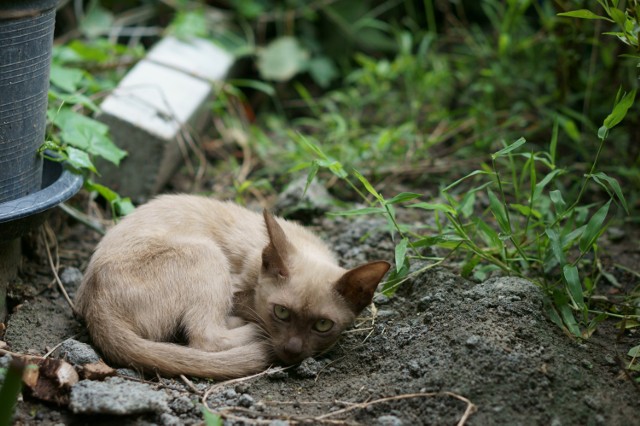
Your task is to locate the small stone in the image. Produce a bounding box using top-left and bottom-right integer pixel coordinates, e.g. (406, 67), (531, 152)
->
(160, 413), (182, 426)
(376, 415), (404, 426)
(169, 395), (194, 414)
(295, 357), (322, 378)
(266, 368), (289, 380)
(465, 335), (481, 347)
(407, 360), (422, 378)
(223, 388), (237, 399)
(116, 368), (143, 379)
(59, 339), (100, 365)
(60, 267), (83, 289)
(373, 293), (390, 305)
(238, 393), (254, 408)
(376, 309), (396, 319)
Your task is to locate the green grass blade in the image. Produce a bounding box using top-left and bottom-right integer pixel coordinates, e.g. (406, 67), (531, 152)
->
(545, 228), (567, 266)
(395, 237), (409, 271)
(442, 170), (492, 192)
(487, 188), (510, 234)
(603, 89), (636, 130)
(491, 137), (526, 160)
(549, 190), (566, 214)
(578, 200), (611, 253)
(591, 172), (629, 214)
(563, 264), (585, 311)
(302, 161), (320, 198)
(0, 361), (24, 426)
(352, 168), (383, 202)
(329, 207), (386, 216)
(385, 192), (422, 205)
(408, 202), (457, 215)
(557, 9), (613, 21)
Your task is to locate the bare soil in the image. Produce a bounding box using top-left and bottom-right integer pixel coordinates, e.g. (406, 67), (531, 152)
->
(2, 206), (640, 426)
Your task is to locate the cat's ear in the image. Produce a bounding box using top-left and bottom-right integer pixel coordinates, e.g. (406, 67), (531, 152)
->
(335, 261), (391, 313)
(262, 210), (291, 279)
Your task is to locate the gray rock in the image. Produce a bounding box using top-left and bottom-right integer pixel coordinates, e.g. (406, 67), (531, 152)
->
(160, 413), (182, 426)
(376, 415), (404, 426)
(238, 393), (254, 408)
(295, 357), (322, 378)
(266, 367), (289, 380)
(59, 339), (100, 365)
(275, 176), (334, 219)
(373, 293), (390, 305)
(117, 368), (144, 378)
(70, 377), (168, 415)
(169, 395), (194, 414)
(60, 267), (83, 289)
(466, 335), (482, 347)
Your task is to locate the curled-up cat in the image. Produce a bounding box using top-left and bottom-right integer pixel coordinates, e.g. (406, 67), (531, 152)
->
(75, 195), (390, 379)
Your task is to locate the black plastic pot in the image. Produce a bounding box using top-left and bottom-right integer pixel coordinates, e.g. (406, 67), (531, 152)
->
(0, 0), (58, 204)
(0, 156), (83, 243)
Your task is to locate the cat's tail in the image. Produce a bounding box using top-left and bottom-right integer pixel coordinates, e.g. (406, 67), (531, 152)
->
(89, 322), (270, 380)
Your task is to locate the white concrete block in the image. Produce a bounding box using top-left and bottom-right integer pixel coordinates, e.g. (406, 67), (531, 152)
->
(96, 37), (234, 200)
(146, 36), (234, 81)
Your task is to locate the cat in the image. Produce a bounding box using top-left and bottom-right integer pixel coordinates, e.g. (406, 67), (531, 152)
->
(75, 195), (390, 379)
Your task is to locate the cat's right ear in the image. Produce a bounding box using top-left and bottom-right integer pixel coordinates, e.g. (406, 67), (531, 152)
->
(335, 261), (391, 313)
(261, 210), (291, 280)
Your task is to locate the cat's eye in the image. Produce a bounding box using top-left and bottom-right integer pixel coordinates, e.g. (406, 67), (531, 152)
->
(274, 305), (290, 321)
(313, 318), (334, 332)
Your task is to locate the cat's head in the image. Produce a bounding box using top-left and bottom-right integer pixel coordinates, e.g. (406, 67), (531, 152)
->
(254, 210), (390, 365)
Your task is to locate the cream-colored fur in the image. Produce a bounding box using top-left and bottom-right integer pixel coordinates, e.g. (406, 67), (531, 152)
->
(75, 195), (390, 379)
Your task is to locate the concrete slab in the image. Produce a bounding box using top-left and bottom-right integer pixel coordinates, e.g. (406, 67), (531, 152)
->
(96, 36), (234, 201)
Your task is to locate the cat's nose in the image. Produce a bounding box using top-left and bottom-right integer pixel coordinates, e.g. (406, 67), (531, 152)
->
(283, 336), (303, 356)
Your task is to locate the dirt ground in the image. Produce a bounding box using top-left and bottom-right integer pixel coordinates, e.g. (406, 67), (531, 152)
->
(2, 203), (640, 425)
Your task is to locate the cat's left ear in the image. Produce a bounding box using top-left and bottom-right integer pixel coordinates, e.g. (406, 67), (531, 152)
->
(335, 261), (391, 313)
(262, 210), (292, 279)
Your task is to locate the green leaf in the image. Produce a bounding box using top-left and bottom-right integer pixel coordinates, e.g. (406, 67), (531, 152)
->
(591, 172), (629, 214)
(66, 146), (97, 173)
(563, 264), (585, 310)
(457, 191), (476, 218)
(202, 407), (223, 426)
(409, 202), (456, 215)
(487, 188), (510, 234)
(603, 89), (636, 130)
(557, 9), (613, 22)
(394, 238), (409, 271)
(257, 37), (310, 82)
(79, 0), (114, 38)
(491, 137), (526, 159)
(579, 200), (611, 253)
(49, 65), (84, 93)
(114, 198), (135, 216)
(442, 170), (492, 192)
(510, 203), (542, 219)
(228, 79), (275, 97)
(545, 228), (567, 266)
(302, 161), (320, 198)
(308, 56), (338, 88)
(52, 109), (126, 165)
(168, 8), (208, 39)
(385, 192), (422, 205)
(329, 207), (386, 216)
(352, 169), (383, 202)
(549, 119), (559, 165)
(628, 344), (640, 358)
(549, 190), (566, 214)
